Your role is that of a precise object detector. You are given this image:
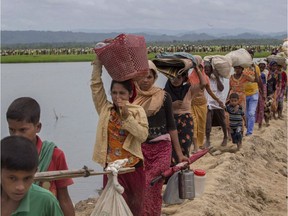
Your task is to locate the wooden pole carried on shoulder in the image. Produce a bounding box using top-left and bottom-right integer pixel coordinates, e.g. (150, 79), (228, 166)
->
(34, 166), (135, 181)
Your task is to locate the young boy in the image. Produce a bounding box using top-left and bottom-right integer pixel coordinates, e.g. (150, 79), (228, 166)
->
(6, 97), (75, 216)
(1, 135), (64, 216)
(226, 93), (245, 150)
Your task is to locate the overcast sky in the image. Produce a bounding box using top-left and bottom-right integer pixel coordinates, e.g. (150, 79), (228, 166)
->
(1, 0), (287, 33)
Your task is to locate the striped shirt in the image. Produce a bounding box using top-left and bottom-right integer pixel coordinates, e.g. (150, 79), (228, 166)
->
(226, 104), (244, 129)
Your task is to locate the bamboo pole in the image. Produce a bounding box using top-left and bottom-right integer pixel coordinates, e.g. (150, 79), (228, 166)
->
(34, 167), (135, 181)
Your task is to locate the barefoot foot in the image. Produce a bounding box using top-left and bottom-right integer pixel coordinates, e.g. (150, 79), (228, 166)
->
(221, 138), (228, 146)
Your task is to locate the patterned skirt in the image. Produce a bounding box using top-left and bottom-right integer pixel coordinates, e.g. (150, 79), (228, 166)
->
(141, 140), (172, 216)
(172, 113), (193, 164)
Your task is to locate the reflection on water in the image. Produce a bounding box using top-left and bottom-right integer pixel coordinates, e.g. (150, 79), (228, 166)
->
(0, 62), (167, 203)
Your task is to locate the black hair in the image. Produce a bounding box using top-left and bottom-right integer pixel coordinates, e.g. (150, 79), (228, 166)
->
(204, 61), (212, 68)
(6, 97), (40, 124)
(110, 79), (133, 93)
(110, 79), (136, 103)
(1, 136), (38, 171)
(176, 70), (189, 83)
(230, 93), (239, 100)
(204, 61), (213, 75)
(247, 48), (255, 56)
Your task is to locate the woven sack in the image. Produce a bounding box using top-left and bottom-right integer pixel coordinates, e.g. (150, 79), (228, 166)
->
(225, 48), (253, 68)
(94, 34), (149, 81)
(203, 55), (232, 78)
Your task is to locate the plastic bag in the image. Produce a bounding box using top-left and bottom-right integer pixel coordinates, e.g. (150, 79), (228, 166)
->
(90, 159), (133, 216)
(163, 171), (184, 205)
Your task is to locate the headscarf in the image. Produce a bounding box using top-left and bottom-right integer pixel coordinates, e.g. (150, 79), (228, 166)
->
(257, 59), (267, 66)
(269, 60), (277, 67)
(133, 60), (165, 117)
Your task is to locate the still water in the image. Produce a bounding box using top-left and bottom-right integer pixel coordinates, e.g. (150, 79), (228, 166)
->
(0, 62), (167, 203)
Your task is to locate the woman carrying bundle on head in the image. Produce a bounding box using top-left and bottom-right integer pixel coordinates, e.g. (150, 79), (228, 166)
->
(90, 54), (149, 216)
(163, 62), (206, 164)
(188, 56), (225, 152)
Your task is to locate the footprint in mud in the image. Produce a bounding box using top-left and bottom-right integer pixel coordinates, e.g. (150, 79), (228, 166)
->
(209, 145), (238, 156)
(279, 167), (287, 177)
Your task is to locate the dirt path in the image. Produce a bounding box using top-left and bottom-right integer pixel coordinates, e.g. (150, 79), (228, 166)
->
(75, 104), (287, 216)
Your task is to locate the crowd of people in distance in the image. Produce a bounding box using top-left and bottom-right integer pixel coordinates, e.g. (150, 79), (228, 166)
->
(0, 44), (281, 56)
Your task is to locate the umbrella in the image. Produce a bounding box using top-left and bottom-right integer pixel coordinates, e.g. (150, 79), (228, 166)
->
(150, 148), (210, 186)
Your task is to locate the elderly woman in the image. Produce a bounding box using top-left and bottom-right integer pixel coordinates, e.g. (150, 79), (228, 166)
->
(133, 60), (188, 216)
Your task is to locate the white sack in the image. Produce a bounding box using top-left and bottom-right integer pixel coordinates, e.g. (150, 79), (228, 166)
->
(267, 54), (286, 67)
(203, 55), (232, 78)
(282, 40), (288, 56)
(225, 48), (253, 68)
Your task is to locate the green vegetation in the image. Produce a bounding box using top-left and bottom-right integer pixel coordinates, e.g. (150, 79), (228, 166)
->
(0, 54), (96, 63)
(1, 51), (271, 64)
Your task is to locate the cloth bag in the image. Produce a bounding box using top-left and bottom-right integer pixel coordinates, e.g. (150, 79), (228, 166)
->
(203, 55), (232, 78)
(282, 39), (288, 56)
(267, 54), (286, 67)
(90, 159), (133, 216)
(225, 48), (253, 68)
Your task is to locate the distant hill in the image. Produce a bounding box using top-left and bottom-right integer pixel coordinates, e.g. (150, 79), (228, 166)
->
(1, 30), (286, 47)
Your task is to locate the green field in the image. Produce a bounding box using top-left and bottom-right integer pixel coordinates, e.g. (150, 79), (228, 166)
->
(0, 52), (271, 63)
(0, 54), (95, 63)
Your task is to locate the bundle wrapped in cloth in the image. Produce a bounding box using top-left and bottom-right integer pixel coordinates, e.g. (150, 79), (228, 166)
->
(225, 48), (253, 68)
(94, 33), (149, 81)
(282, 38), (288, 56)
(267, 54), (286, 67)
(152, 52), (196, 79)
(203, 55), (232, 78)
